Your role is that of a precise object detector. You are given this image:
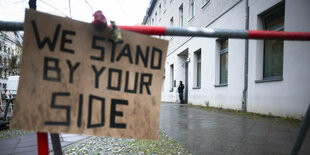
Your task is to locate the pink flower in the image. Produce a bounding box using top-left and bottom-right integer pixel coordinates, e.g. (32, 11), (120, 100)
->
(92, 10), (107, 29)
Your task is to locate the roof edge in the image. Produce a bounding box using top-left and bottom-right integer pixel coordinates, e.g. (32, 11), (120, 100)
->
(147, 0), (158, 16)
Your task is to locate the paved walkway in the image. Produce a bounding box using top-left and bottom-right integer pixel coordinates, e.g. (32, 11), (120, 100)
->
(159, 103), (310, 155)
(1, 103), (309, 155)
(0, 133), (88, 155)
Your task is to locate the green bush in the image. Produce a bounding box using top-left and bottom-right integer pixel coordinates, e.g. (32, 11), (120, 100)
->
(204, 101), (209, 108)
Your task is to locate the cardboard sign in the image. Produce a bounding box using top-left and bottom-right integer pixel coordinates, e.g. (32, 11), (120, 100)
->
(11, 10), (168, 140)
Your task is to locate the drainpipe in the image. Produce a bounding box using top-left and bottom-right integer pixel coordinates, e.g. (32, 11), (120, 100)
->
(242, 0), (249, 112)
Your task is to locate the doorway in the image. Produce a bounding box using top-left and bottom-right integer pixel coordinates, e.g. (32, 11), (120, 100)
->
(177, 49), (188, 104)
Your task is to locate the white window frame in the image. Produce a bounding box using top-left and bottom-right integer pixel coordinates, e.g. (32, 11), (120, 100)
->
(170, 64), (174, 92)
(219, 39), (228, 85)
(179, 4), (183, 27)
(261, 3), (285, 80)
(190, 0), (195, 18)
(170, 17), (174, 26)
(215, 38), (228, 87)
(193, 49), (201, 88)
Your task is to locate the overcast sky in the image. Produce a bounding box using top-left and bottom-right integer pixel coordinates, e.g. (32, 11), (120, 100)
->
(0, 0), (150, 25)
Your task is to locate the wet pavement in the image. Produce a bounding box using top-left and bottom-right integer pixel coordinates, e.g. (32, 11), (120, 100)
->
(1, 103), (310, 154)
(159, 103), (310, 155)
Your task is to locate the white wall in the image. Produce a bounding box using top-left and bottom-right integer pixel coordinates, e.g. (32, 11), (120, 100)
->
(247, 0), (310, 118)
(161, 0), (245, 107)
(150, 0), (310, 118)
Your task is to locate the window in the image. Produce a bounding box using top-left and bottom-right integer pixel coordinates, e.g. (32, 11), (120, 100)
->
(194, 50), (201, 88)
(219, 39), (228, 84)
(190, 0), (195, 18)
(170, 17), (174, 26)
(159, 4), (161, 15)
(179, 4), (183, 27)
(163, 0), (167, 14)
(262, 4), (284, 79)
(155, 12), (157, 23)
(170, 64), (174, 91)
(152, 18), (154, 25)
(4, 46), (6, 52)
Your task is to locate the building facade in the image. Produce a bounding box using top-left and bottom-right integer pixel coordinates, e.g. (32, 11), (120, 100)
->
(0, 31), (22, 93)
(143, 0), (310, 118)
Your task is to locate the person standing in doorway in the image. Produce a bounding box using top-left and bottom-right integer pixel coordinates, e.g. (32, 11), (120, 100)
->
(178, 81), (185, 104)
